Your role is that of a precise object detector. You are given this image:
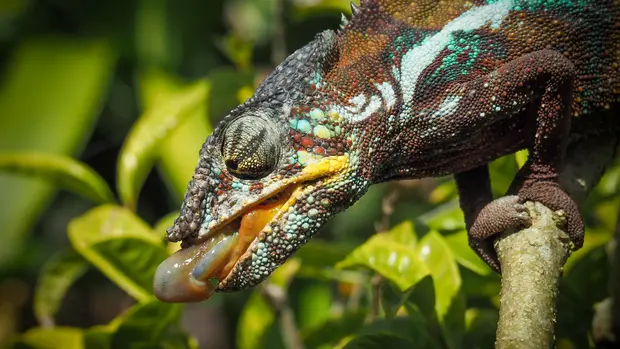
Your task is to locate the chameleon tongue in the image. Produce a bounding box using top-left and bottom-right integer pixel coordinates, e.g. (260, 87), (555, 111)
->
(153, 232), (238, 302)
(153, 188), (292, 303)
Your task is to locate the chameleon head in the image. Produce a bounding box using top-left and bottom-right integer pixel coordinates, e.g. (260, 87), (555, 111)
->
(153, 31), (371, 302)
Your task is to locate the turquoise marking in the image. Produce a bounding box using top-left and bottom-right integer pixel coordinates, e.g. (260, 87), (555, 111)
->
(296, 119), (312, 134)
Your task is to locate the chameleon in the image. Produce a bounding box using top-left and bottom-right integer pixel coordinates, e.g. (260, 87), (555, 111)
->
(153, 0), (620, 302)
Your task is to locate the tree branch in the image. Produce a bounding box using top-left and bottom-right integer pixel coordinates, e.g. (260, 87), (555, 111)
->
(493, 118), (620, 348)
(494, 201), (571, 348)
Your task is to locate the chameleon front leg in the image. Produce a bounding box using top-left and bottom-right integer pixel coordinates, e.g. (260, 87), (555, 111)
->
(451, 49), (584, 272)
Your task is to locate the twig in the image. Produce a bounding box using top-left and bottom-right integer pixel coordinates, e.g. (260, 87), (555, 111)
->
(494, 201), (572, 348)
(368, 274), (383, 322)
(262, 284), (304, 349)
(375, 186), (400, 233)
(367, 186), (401, 321)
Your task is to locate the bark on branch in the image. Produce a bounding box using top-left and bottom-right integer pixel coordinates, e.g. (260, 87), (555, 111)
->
(494, 202), (571, 348)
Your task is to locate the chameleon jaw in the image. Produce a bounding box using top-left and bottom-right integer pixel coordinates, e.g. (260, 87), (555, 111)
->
(153, 156), (348, 303)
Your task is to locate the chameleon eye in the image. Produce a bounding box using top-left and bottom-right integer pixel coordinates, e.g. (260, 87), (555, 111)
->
(221, 115), (280, 180)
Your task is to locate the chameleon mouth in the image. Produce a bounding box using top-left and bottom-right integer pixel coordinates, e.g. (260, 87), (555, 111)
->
(153, 184), (301, 303)
(153, 155), (348, 303)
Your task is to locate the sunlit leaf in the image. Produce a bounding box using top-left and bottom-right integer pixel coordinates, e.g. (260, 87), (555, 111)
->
(564, 227), (612, 273)
(0, 37), (115, 267)
(488, 154), (519, 196)
(34, 249), (89, 327)
(0, 152), (115, 204)
(137, 70), (212, 202)
(594, 160), (620, 197)
(416, 231), (465, 349)
(291, 0), (351, 21)
(443, 231), (492, 276)
(418, 202), (465, 232)
(341, 332), (414, 349)
(12, 327), (84, 349)
(117, 77), (209, 210)
(67, 205), (167, 302)
(515, 149), (528, 168)
(111, 300), (183, 349)
(385, 221), (417, 248)
(429, 180), (458, 204)
(336, 234), (429, 291)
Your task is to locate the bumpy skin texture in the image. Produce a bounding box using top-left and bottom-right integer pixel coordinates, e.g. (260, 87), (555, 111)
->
(166, 0), (620, 291)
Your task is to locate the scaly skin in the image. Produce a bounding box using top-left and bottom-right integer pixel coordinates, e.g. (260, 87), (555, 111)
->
(155, 0), (620, 300)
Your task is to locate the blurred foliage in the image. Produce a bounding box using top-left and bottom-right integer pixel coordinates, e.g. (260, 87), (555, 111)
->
(0, 0), (617, 348)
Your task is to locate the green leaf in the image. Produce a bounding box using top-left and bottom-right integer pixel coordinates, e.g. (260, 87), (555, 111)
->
(418, 202), (465, 232)
(12, 327), (84, 349)
(342, 333), (415, 349)
(67, 205), (167, 302)
(385, 221), (418, 248)
(0, 37), (115, 267)
(237, 291), (275, 349)
(117, 77), (209, 210)
(34, 249), (89, 327)
(111, 300), (183, 349)
(302, 310), (367, 349)
(443, 231), (492, 276)
(336, 233), (429, 292)
(429, 180), (458, 204)
(564, 227), (612, 273)
(83, 326), (112, 349)
(515, 149), (528, 168)
(296, 282), (333, 331)
(416, 231), (465, 349)
(0, 152), (115, 204)
(137, 70), (212, 203)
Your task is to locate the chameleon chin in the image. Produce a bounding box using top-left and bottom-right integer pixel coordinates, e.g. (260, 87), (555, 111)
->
(154, 0), (619, 303)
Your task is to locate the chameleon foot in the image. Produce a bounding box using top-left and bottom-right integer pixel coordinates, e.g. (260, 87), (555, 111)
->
(516, 181), (584, 249)
(468, 195), (532, 272)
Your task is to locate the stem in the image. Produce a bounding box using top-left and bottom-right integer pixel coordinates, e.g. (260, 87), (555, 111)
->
(494, 202), (572, 348)
(262, 284), (304, 349)
(368, 185), (400, 321)
(369, 273), (383, 321)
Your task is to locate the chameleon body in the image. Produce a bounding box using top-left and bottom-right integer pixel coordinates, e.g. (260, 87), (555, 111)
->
(153, 0), (620, 302)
